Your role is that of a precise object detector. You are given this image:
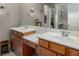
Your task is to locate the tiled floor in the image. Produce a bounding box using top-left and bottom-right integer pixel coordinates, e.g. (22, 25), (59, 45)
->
(1, 51), (38, 56)
(2, 51), (17, 56)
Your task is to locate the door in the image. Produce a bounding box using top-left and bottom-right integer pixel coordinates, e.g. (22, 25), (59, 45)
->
(68, 4), (79, 31)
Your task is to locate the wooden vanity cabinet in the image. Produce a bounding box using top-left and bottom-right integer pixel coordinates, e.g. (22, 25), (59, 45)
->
(38, 38), (79, 56)
(68, 48), (79, 56)
(23, 43), (35, 56)
(39, 38), (49, 48)
(50, 42), (66, 55)
(10, 30), (16, 51)
(10, 29), (36, 56)
(18, 31), (36, 37)
(10, 29), (79, 56)
(36, 45), (41, 55)
(23, 39), (37, 49)
(14, 37), (23, 56)
(10, 30), (19, 51)
(38, 38), (56, 56)
(40, 47), (56, 56)
(23, 38), (37, 56)
(38, 38), (66, 56)
(36, 46), (56, 56)
(57, 53), (64, 56)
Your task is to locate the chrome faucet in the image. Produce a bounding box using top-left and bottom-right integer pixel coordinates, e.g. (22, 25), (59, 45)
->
(62, 31), (69, 36)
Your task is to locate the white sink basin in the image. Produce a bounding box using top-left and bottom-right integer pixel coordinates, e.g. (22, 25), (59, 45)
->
(39, 32), (79, 44)
(10, 26), (36, 33)
(38, 31), (79, 50)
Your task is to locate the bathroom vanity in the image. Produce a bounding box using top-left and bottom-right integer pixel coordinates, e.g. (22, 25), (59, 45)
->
(38, 32), (79, 56)
(10, 27), (36, 55)
(10, 25), (79, 56)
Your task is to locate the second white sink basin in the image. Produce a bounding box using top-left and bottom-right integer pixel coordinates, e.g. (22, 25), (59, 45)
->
(38, 31), (79, 50)
(38, 31), (79, 44)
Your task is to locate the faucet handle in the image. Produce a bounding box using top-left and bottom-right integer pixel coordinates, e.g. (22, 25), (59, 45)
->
(62, 30), (69, 36)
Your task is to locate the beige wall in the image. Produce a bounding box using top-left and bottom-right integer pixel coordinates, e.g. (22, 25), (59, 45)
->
(20, 3), (44, 26)
(0, 3), (20, 41)
(0, 3), (44, 41)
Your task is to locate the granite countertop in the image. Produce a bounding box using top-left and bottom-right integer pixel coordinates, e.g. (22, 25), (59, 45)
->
(10, 26), (36, 33)
(22, 31), (79, 50)
(10, 25), (79, 50)
(38, 32), (79, 50)
(23, 33), (40, 44)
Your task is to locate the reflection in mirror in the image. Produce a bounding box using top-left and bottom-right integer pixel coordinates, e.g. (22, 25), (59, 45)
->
(50, 8), (55, 28)
(68, 3), (79, 31)
(20, 3), (79, 31)
(44, 3), (68, 30)
(44, 3), (79, 31)
(19, 3), (44, 27)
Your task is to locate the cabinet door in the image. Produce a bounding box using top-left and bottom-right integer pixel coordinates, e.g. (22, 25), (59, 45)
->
(39, 38), (49, 48)
(14, 37), (18, 54)
(10, 35), (15, 50)
(23, 39), (37, 49)
(36, 46), (41, 55)
(18, 38), (23, 56)
(50, 42), (66, 55)
(69, 48), (79, 56)
(15, 37), (23, 56)
(40, 47), (56, 56)
(23, 43), (35, 56)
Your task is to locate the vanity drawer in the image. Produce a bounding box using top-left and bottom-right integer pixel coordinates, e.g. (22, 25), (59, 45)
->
(50, 42), (66, 55)
(23, 39), (37, 49)
(68, 48), (79, 56)
(18, 31), (36, 37)
(23, 31), (36, 36)
(39, 38), (49, 48)
(40, 47), (56, 56)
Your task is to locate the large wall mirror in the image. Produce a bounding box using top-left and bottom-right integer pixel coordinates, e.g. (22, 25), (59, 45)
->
(20, 3), (79, 31)
(44, 3), (79, 31)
